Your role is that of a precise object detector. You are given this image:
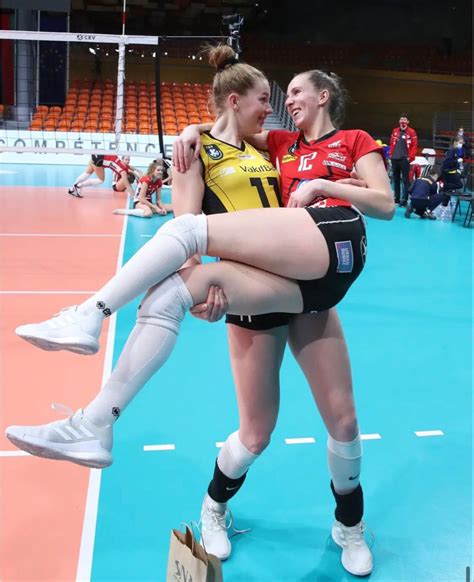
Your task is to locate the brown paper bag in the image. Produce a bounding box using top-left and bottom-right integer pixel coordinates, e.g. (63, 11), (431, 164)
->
(166, 525), (223, 582)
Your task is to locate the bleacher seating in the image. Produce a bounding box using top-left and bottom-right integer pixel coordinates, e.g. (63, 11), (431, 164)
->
(27, 80), (214, 136)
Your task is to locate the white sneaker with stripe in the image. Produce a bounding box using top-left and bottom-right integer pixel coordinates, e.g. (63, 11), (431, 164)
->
(15, 305), (103, 355)
(200, 493), (232, 560)
(5, 405), (113, 468)
(331, 520), (373, 576)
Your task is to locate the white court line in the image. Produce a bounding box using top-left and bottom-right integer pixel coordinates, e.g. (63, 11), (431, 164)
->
(285, 437), (316, 445)
(0, 450), (30, 457)
(415, 430), (444, 437)
(0, 233), (121, 237)
(76, 213), (129, 582)
(1, 291), (96, 295)
(360, 433), (382, 440)
(144, 444), (176, 452)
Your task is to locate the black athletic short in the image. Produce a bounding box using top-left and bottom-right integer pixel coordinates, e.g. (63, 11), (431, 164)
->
(225, 312), (291, 330)
(297, 206), (367, 313)
(91, 154), (104, 167)
(225, 206), (365, 329)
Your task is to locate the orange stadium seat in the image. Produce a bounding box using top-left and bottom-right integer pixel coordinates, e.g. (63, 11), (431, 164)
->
(56, 120), (70, 131)
(30, 119), (43, 130)
(43, 119), (57, 131)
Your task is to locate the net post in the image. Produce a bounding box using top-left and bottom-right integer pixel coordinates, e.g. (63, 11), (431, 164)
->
(114, 37), (126, 149)
(155, 35), (165, 160)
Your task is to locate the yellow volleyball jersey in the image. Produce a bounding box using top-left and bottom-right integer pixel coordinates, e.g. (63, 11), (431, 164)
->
(199, 132), (282, 214)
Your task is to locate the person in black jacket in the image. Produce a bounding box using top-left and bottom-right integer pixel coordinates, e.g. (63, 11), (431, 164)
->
(441, 141), (464, 191)
(405, 169), (447, 219)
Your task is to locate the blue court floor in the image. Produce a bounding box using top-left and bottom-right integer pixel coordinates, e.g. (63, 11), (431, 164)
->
(2, 163), (473, 581)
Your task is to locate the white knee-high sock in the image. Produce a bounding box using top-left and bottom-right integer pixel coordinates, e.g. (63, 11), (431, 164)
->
(85, 274), (193, 427)
(77, 177), (104, 188)
(73, 171), (91, 186)
(113, 208), (146, 217)
(217, 431), (259, 479)
(79, 213), (207, 316)
(327, 433), (362, 493)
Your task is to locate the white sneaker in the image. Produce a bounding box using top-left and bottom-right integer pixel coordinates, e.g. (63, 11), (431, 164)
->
(5, 405), (113, 469)
(331, 520), (373, 576)
(200, 493), (232, 560)
(15, 305), (102, 355)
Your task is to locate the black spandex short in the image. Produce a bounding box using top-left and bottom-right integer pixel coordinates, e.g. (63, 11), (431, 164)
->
(297, 206), (367, 313)
(225, 206), (365, 329)
(91, 154), (104, 167)
(225, 312), (291, 330)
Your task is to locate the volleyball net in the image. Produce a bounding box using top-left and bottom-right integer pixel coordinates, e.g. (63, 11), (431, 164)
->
(0, 30), (227, 165)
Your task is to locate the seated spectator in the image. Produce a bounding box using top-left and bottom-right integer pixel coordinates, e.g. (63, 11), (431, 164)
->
(455, 127), (470, 159)
(441, 141), (464, 191)
(405, 168), (448, 220)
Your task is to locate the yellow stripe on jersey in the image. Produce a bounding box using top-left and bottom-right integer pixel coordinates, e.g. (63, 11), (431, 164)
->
(200, 132), (282, 214)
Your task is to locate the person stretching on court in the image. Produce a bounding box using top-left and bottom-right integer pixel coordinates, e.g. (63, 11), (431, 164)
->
(7, 48), (394, 578)
(68, 154), (135, 198)
(112, 155), (142, 193)
(113, 161), (172, 218)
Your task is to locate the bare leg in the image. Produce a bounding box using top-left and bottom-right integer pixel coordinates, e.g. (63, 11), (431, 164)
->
(200, 324), (287, 559)
(113, 177), (127, 192)
(179, 260), (303, 315)
(119, 171), (135, 198)
(288, 309), (357, 441)
(81, 208), (328, 315)
(288, 309), (371, 573)
(207, 208), (329, 280)
(228, 325), (287, 453)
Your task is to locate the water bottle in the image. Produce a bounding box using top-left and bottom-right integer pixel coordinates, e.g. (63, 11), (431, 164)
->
(438, 201), (453, 222)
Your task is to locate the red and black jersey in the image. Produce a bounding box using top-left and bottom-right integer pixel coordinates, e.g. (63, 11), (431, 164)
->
(267, 129), (383, 208)
(102, 155), (129, 178)
(134, 175), (162, 203)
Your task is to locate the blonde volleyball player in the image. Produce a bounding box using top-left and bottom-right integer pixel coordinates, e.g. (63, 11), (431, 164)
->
(8, 47), (393, 577)
(113, 161), (172, 218)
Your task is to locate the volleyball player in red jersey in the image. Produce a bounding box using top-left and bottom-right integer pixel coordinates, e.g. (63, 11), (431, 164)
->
(112, 155), (142, 193)
(9, 59), (393, 577)
(113, 161), (172, 218)
(172, 68), (392, 576)
(68, 154), (135, 198)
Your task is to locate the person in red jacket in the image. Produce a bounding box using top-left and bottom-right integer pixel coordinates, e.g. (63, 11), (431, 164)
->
(389, 115), (418, 206)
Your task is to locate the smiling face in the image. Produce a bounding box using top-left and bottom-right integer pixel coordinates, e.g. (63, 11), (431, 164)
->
(230, 78), (272, 135)
(152, 165), (163, 180)
(285, 73), (326, 130)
